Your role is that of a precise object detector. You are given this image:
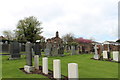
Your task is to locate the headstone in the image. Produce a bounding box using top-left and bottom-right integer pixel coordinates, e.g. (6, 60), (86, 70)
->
(34, 43), (41, 56)
(45, 49), (51, 56)
(24, 42), (34, 73)
(52, 44), (58, 56)
(71, 46), (76, 55)
(34, 55), (39, 70)
(26, 42), (32, 66)
(42, 57), (48, 74)
(45, 43), (52, 56)
(9, 41), (20, 59)
(103, 51), (108, 59)
(53, 59), (61, 79)
(68, 63), (78, 80)
(93, 45), (100, 59)
(58, 46), (64, 56)
(113, 51), (120, 62)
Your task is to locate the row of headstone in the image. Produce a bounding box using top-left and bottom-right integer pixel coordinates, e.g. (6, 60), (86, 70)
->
(103, 51), (120, 62)
(24, 56), (79, 79)
(44, 42), (64, 56)
(93, 44), (120, 62)
(0, 41), (26, 53)
(8, 41), (41, 60)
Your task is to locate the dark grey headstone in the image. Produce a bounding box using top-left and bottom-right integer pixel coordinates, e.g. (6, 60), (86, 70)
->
(58, 46), (64, 56)
(26, 42), (32, 66)
(9, 41), (20, 59)
(2, 43), (9, 53)
(34, 43), (41, 55)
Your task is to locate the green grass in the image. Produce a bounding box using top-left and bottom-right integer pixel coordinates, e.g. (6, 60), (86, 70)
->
(0, 53), (9, 54)
(1, 53), (118, 78)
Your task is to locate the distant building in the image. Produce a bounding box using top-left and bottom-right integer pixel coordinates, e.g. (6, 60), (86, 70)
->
(45, 31), (64, 56)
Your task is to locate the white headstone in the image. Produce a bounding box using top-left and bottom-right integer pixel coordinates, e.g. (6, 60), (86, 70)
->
(53, 59), (61, 79)
(113, 51), (120, 62)
(34, 55), (39, 70)
(103, 51), (108, 59)
(68, 63), (79, 80)
(42, 57), (48, 74)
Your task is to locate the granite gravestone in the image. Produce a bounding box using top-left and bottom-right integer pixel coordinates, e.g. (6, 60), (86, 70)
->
(52, 44), (58, 56)
(34, 43), (41, 56)
(58, 45), (64, 56)
(24, 42), (34, 73)
(9, 41), (20, 59)
(26, 42), (32, 66)
(45, 49), (51, 56)
(93, 45), (100, 59)
(45, 43), (52, 56)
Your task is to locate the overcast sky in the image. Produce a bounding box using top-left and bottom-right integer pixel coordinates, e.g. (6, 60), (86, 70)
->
(0, 0), (119, 42)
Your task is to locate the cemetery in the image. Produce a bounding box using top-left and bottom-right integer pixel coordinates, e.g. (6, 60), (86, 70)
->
(0, 31), (119, 80)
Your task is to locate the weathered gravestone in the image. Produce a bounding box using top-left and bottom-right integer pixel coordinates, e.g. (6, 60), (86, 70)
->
(9, 41), (20, 59)
(71, 46), (76, 55)
(112, 51), (120, 62)
(2, 42), (10, 53)
(52, 44), (58, 56)
(58, 45), (64, 56)
(34, 43), (41, 56)
(93, 45), (100, 59)
(45, 49), (51, 56)
(45, 42), (52, 56)
(24, 42), (34, 73)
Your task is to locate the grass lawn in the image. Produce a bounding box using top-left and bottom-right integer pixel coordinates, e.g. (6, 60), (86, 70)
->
(1, 53), (119, 79)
